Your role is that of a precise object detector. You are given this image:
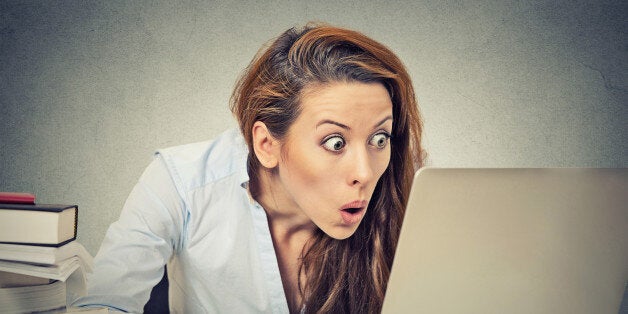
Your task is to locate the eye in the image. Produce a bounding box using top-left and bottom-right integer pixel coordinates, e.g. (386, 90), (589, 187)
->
(369, 133), (390, 149)
(322, 136), (346, 152)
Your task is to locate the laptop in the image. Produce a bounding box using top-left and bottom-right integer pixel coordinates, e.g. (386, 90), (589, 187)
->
(382, 168), (628, 314)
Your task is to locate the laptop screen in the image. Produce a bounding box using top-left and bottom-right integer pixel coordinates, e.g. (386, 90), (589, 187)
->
(383, 168), (628, 314)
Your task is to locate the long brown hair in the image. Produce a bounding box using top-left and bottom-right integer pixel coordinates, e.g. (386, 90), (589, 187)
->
(230, 23), (424, 313)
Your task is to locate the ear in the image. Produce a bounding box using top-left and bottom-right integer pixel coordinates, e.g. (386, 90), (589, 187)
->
(252, 121), (280, 169)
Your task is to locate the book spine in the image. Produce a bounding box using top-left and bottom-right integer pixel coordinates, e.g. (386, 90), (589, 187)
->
(74, 205), (78, 245)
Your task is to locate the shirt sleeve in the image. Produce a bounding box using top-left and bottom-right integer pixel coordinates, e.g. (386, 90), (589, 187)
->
(71, 155), (185, 312)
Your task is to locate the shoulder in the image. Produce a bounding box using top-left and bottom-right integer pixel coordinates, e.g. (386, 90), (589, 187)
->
(155, 127), (249, 195)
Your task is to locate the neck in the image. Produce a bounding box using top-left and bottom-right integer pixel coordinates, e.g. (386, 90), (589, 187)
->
(251, 168), (313, 313)
(252, 168), (316, 241)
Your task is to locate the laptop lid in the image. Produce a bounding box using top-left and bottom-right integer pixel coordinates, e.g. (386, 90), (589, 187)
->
(382, 168), (628, 314)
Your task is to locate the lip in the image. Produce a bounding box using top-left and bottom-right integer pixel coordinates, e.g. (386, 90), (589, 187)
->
(339, 200), (368, 225)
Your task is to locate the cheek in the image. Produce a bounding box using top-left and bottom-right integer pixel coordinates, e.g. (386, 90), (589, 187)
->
(281, 148), (330, 191)
(375, 148), (392, 178)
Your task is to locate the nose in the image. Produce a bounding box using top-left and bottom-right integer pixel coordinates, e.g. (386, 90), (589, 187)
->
(348, 147), (374, 187)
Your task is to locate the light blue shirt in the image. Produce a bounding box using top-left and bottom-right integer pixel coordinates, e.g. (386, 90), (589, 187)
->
(73, 128), (290, 313)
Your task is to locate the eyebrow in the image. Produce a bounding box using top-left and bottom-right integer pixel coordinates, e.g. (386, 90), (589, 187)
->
(316, 115), (393, 130)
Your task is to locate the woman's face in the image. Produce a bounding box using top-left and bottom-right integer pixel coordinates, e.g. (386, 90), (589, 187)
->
(273, 81), (393, 239)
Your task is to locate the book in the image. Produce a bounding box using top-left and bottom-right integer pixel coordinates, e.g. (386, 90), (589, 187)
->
(0, 279), (66, 313)
(0, 203), (77, 247)
(0, 256), (82, 282)
(66, 307), (110, 313)
(0, 192), (36, 204)
(0, 271), (53, 288)
(0, 241), (92, 269)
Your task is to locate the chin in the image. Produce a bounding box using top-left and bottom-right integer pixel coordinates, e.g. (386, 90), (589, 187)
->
(322, 226), (359, 240)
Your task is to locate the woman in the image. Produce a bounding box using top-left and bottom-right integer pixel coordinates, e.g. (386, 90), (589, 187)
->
(74, 23), (424, 313)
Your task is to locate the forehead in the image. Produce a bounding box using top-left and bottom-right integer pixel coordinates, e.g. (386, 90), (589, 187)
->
(298, 81), (393, 119)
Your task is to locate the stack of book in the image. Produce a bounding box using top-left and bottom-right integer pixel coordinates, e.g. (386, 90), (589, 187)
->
(0, 192), (93, 313)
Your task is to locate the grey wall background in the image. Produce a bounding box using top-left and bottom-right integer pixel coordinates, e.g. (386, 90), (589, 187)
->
(1, 1), (626, 255)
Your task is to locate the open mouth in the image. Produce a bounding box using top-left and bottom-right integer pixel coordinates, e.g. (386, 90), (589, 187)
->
(340, 200), (368, 225)
(343, 207), (362, 214)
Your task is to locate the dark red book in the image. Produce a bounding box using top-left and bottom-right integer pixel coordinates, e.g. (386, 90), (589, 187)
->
(0, 192), (36, 205)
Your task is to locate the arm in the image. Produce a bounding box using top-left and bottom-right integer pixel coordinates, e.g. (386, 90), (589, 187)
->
(72, 155), (185, 312)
